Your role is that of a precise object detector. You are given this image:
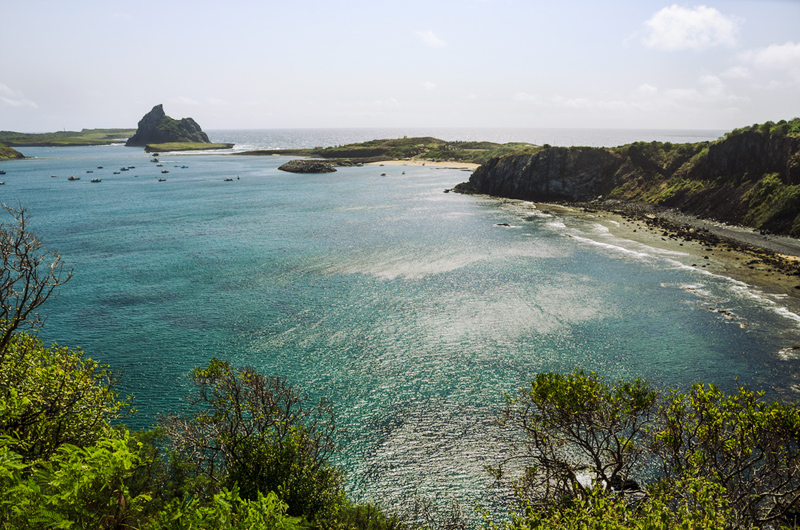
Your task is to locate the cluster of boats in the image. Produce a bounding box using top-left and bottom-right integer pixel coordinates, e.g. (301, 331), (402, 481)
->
(1, 160), (240, 186)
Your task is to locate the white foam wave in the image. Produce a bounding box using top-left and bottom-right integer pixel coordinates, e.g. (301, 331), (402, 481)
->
(671, 262), (800, 330)
(568, 234), (653, 260)
(778, 346), (800, 360)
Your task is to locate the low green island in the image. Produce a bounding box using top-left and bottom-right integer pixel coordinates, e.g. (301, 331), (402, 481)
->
(0, 128), (136, 147)
(144, 142), (235, 153)
(236, 136), (534, 166)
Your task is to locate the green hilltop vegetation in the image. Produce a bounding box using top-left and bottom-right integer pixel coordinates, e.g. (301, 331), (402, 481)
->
(144, 142), (235, 153)
(0, 142), (24, 160)
(467, 117), (800, 237)
(0, 128), (137, 147)
(236, 136), (535, 165)
(3, 204), (800, 529)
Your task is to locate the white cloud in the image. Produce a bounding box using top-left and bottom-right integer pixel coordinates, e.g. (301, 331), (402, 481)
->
(366, 98), (400, 109)
(739, 42), (800, 83)
(0, 83), (38, 109)
(415, 30), (446, 48)
(173, 96), (201, 105)
(636, 83), (658, 96)
(513, 92), (541, 103)
(551, 96), (594, 109)
(422, 81), (437, 91)
(643, 5), (739, 51)
(721, 66), (751, 80)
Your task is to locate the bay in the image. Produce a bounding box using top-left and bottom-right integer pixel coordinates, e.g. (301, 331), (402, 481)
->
(1, 128), (798, 512)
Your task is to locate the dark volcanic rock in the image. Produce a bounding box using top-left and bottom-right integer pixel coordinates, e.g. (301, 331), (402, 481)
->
(459, 125), (800, 236)
(468, 146), (624, 201)
(278, 159), (337, 174)
(126, 104), (211, 147)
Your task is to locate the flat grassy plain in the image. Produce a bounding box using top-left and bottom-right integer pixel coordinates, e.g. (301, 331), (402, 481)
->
(0, 129), (136, 147)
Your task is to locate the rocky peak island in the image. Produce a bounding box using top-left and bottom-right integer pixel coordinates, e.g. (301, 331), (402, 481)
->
(125, 104), (232, 152)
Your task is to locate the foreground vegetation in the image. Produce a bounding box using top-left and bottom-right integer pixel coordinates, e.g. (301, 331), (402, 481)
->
(0, 129), (137, 147)
(2, 205), (800, 529)
(236, 137), (534, 166)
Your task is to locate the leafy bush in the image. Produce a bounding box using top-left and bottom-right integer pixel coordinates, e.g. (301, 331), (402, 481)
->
(489, 371), (658, 507)
(0, 432), (150, 529)
(144, 487), (301, 530)
(160, 358), (345, 521)
(650, 383), (800, 528)
(0, 332), (126, 462)
(488, 372), (800, 529)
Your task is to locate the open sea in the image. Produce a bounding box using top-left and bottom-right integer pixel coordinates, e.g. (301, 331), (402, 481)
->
(2, 127), (799, 514)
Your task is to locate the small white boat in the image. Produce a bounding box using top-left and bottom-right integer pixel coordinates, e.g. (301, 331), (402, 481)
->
(90, 178), (101, 183)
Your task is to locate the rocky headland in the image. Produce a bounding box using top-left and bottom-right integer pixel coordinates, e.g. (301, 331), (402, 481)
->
(458, 119), (800, 237)
(453, 118), (800, 299)
(126, 104), (214, 148)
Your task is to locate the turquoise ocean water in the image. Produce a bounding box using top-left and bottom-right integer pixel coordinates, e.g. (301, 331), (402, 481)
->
(2, 128), (799, 511)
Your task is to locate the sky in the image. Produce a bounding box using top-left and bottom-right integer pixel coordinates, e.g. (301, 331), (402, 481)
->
(1, 0), (798, 132)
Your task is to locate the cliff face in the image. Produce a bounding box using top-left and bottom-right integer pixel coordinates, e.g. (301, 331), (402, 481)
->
(464, 122), (800, 235)
(126, 105), (210, 147)
(469, 147), (624, 201)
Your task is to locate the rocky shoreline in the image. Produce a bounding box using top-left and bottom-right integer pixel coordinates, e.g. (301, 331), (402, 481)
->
(552, 199), (800, 315)
(452, 182), (800, 316)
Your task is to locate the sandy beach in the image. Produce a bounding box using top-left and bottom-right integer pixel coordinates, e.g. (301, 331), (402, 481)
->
(367, 159), (480, 170)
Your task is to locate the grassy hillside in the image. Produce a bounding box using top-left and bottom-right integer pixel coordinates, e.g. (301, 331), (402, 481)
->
(144, 142), (234, 153)
(0, 128), (136, 147)
(606, 118), (800, 234)
(469, 118), (800, 237)
(236, 137), (534, 165)
(0, 142), (24, 160)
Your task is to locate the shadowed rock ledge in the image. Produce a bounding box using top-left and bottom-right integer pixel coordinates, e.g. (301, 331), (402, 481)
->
(278, 160), (337, 173)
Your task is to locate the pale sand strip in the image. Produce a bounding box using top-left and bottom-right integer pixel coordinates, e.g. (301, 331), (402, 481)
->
(367, 159), (480, 170)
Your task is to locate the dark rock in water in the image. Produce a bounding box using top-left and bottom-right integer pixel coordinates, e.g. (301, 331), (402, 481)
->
(608, 476), (640, 492)
(449, 181), (479, 195)
(278, 160), (337, 174)
(126, 104), (211, 147)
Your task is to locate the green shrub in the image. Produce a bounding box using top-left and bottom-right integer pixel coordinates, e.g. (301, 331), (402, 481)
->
(160, 358), (345, 521)
(0, 332), (126, 462)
